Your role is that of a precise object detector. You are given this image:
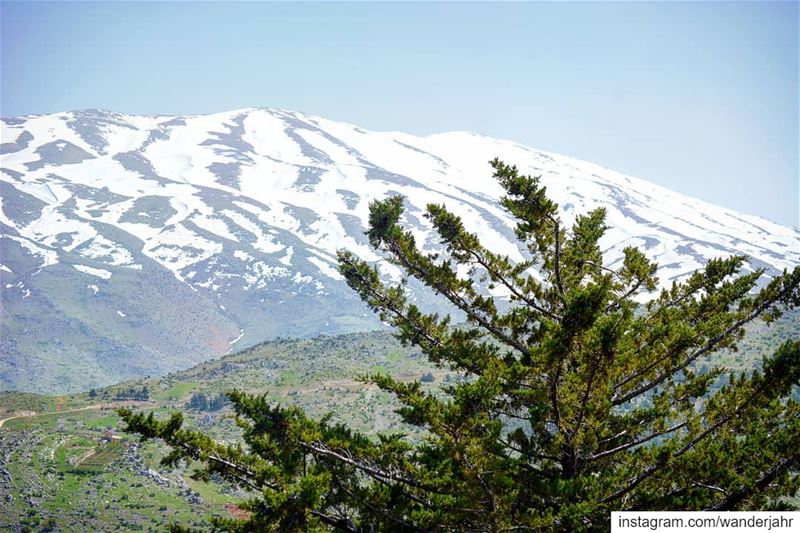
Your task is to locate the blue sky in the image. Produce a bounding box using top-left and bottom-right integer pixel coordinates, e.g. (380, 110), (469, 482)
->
(2, 1), (797, 226)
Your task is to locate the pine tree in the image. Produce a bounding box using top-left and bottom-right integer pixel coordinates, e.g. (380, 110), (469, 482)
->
(188, 392), (209, 411)
(119, 159), (800, 531)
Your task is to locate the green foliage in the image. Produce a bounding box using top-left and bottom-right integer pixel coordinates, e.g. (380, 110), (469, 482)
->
(120, 160), (800, 531)
(188, 392), (229, 412)
(114, 386), (150, 401)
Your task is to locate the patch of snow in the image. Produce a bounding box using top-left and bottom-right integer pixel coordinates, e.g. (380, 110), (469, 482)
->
(229, 329), (244, 345)
(223, 209), (284, 254)
(279, 246), (294, 266)
(233, 250), (253, 262)
(242, 109), (310, 164)
(102, 120), (150, 153)
(6, 236), (59, 267)
(78, 235), (137, 267)
(143, 223), (223, 275)
(73, 264), (112, 279)
(192, 213), (240, 242)
(307, 256), (343, 280)
(241, 261), (290, 290)
(23, 206), (97, 252)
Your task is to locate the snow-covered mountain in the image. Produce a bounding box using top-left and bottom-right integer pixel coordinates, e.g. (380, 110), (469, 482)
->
(1, 108), (798, 393)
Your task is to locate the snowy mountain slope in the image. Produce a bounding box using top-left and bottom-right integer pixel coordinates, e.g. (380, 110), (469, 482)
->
(1, 108), (798, 393)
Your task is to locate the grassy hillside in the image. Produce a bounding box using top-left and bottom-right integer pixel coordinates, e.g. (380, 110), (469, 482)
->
(0, 330), (439, 531)
(1, 311), (797, 531)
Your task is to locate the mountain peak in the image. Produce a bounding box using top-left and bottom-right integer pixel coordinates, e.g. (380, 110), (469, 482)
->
(1, 107), (798, 393)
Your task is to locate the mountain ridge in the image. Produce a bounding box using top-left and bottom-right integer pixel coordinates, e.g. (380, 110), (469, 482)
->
(2, 107), (798, 393)
(4, 106), (796, 230)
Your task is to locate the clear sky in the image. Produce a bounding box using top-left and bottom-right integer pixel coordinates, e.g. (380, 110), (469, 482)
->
(2, 1), (798, 227)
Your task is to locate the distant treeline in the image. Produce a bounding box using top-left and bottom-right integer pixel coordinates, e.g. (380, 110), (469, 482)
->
(187, 392), (229, 412)
(90, 386), (149, 401)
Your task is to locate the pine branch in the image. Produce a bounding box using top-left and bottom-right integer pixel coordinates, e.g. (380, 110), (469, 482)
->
(612, 291), (787, 406)
(706, 456), (794, 511)
(339, 254), (446, 352)
(334, 480), (432, 532)
(309, 510), (359, 532)
(465, 246), (559, 320)
(380, 237), (532, 357)
(425, 203), (558, 320)
(549, 215), (565, 300)
(601, 365), (785, 504)
(587, 422), (686, 462)
(303, 440), (436, 494)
